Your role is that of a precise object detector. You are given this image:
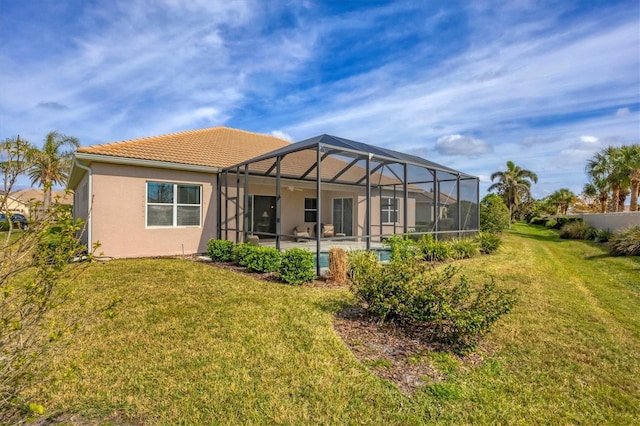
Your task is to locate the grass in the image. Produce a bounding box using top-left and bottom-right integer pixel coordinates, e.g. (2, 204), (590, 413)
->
(24, 223), (640, 424)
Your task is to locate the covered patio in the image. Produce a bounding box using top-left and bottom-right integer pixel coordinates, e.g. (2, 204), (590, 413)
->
(218, 134), (479, 274)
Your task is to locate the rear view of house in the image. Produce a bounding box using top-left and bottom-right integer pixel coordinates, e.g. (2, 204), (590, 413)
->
(68, 127), (479, 259)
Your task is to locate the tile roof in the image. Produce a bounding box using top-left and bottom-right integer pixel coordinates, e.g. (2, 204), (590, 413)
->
(77, 126), (290, 168)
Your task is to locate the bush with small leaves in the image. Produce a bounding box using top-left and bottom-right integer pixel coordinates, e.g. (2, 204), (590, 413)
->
(545, 218), (557, 229)
(349, 256), (516, 351)
(232, 243), (254, 267)
(207, 239), (234, 262)
(384, 234), (422, 262)
(246, 246), (281, 273)
(279, 248), (316, 285)
(480, 193), (510, 233)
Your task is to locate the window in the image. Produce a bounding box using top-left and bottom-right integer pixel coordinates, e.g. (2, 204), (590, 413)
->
(381, 197), (398, 223)
(147, 182), (201, 227)
(304, 198), (317, 222)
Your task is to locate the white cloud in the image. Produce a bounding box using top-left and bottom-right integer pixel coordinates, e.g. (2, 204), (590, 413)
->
(580, 135), (599, 144)
(270, 130), (293, 141)
(615, 107), (631, 118)
(434, 134), (492, 155)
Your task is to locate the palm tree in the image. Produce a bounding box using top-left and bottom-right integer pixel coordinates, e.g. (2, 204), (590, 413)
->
(488, 161), (539, 224)
(587, 145), (639, 212)
(619, 145), (640, 211)
(28, 131), (80, 209)
(549, 188), (576, 215)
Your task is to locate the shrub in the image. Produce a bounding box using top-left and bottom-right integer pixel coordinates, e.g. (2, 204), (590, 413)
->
(350, 257), (516, 351)
(608, 226), (640, 256)
(328, 247), (348, 283)
(479, 194), (510, 233)
(280, 248), (315, 285)
(593, 229), (613, 243)
(246, 246), (281, 273)
(448, 238), (479, 259)
(475, 232), (502, 254)
(545, 218), (557, 229)
(346, 250), (380, 283)
(207, 239), (234, 262)
(558, 221), (593, 240)
(232, 243), (254, 267)
(384, 234), (422, 262)
(529, 217), (547, 226)
(417, 235), (452, 262)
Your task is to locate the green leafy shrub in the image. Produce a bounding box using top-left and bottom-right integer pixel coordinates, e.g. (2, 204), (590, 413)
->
(545, 218), (557, 229)
(448, 239), (479, 259)
(555, 216), (581, 228)
(583, 226), (600, 241)
(529, 217), (548, 226)
(417, 235), (452, 262)
(207, 239), (234, 262)
(608, 226), (640, 256)
(279, 248), (315, 285)
(558, 221), (593, 240)
(346, 250), (380, 283)
(480, 194), (510, 233)
(350, 257), (516, 351)
(245, 246), (281, 273)
(232, 243), (254, 267)
(384, 234), (422, 262)
(475, 232), (502, 254)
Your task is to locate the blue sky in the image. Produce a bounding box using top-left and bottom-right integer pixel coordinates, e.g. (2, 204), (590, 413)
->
(1, 0), (638, 197)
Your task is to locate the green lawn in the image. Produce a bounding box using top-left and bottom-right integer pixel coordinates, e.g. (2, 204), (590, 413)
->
(28, 224), (640, 424)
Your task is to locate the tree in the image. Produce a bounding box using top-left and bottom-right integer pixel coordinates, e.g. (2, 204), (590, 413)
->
(585, 145), (640, 212)
(1, 134), (94, 421)
(548, 188), (577, 215)
(488, 161), (538, 225)
(1, 136), (35, 213)
(479, 193), (510, 233)
(27, 131), (80, 209)
(619, 145), (640, 211)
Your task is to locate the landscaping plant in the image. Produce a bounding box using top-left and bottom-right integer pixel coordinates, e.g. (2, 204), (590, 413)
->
(328, 247), (348, 283)
(349, 254), (516, 351)
(245, 246), (281, 273)
(475, 232), (502, 254)
(608, 226), (640, 256)
(279, 248), (316, 285)
(207, 239), (234, 262)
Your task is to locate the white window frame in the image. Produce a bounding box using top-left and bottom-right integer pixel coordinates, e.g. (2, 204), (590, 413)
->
(146, 181), (202, 228)
(381, 197), (398, 224)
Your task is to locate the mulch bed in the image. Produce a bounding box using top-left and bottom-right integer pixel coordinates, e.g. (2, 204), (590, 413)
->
(200, 259), (485, 394)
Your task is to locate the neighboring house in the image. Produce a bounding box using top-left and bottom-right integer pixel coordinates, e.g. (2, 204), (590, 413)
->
(68, 126), (478, 259)
(1, 189), (72, 219)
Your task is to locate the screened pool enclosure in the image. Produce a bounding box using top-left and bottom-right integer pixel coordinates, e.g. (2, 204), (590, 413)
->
(218, 134), (479, 273)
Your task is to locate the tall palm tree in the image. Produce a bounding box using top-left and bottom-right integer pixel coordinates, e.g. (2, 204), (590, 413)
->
(488, 161), (539, 224)
(619, 144), (640, 211)
(586, 148), (615, 212)
(28, 131), (80, 209)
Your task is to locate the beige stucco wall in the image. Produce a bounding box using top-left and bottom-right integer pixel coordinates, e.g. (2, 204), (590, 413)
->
(580, 212), (640, 232)
(89, 163), (216, 258)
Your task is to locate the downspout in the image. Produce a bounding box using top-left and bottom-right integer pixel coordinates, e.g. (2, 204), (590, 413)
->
(73, 160), (92, 251)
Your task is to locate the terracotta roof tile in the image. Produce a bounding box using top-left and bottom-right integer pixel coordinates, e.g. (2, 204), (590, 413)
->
(78, 126), (290, 168)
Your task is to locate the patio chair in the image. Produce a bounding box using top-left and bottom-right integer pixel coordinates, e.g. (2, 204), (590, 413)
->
(322, 224), (334, 238)
(293, 225), (310, 242)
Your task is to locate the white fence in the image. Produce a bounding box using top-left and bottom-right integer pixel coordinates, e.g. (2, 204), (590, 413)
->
(579, 212), (640, 232)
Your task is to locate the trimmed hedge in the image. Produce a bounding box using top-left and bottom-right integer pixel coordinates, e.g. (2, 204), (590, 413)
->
(279, 248), (316, 285)
(207, 239), (234, 262)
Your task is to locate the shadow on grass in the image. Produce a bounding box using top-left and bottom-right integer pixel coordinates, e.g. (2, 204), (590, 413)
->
(506, 228), (562, 243)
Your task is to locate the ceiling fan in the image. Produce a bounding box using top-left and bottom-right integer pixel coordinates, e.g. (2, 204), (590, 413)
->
(287, 186), (303, 192)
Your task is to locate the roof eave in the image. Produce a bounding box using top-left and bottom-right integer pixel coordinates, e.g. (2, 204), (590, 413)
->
(67, 152), (221, 189)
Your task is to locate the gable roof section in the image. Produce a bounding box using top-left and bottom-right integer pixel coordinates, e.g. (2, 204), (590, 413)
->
(76, 126), (290, 169)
